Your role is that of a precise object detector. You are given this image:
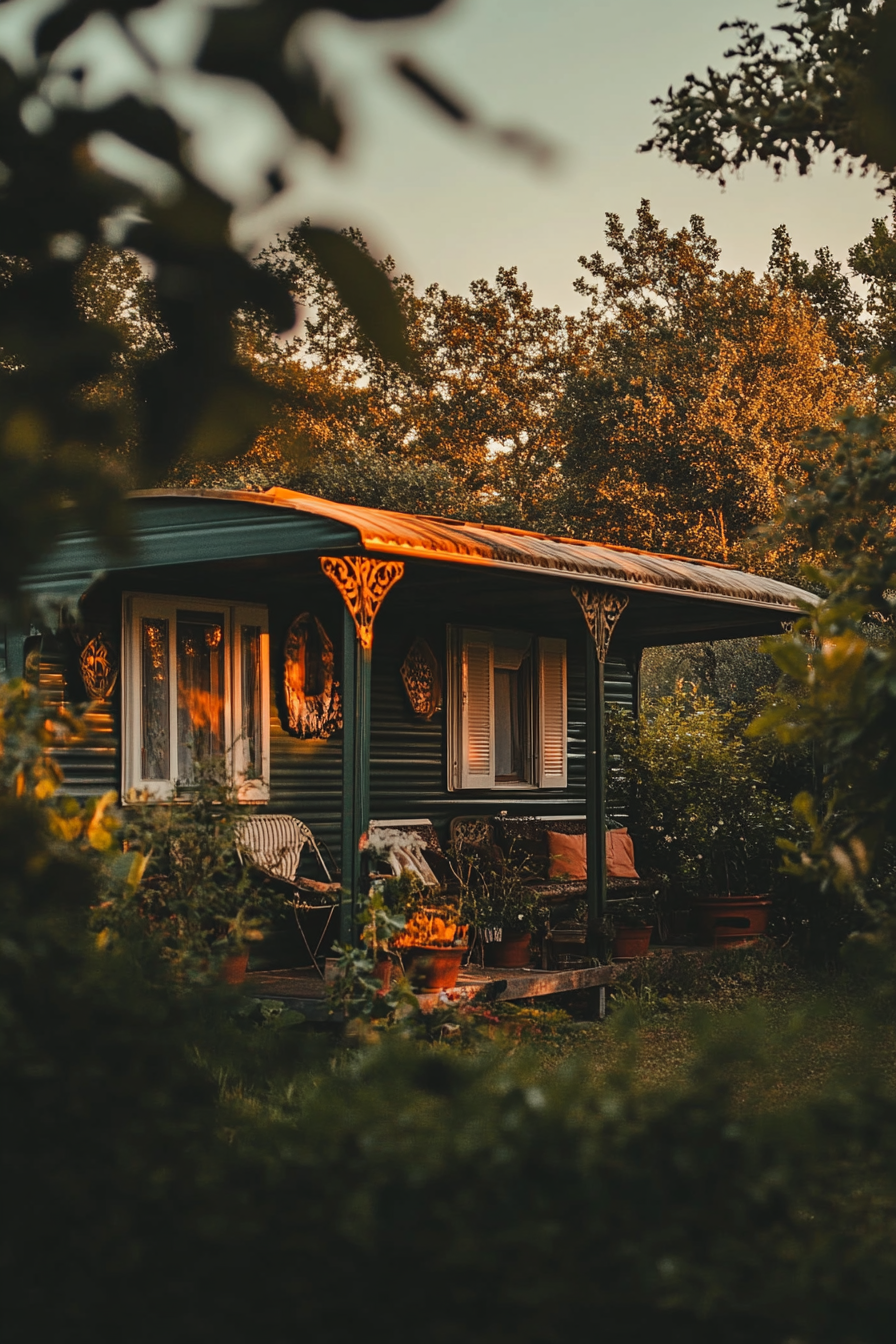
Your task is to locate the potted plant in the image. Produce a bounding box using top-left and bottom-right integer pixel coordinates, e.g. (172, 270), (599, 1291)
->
(607, 690), (791, 945)
(389, 889), (469, 989)
(606, 893), (657, 960)
(451, 840), (544, 967)
(365, 855), (469, 991)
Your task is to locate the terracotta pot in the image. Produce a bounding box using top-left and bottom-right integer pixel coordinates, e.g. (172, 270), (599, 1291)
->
(372, 957), (393, 992)
(485, 930), (532, 968)
(613, 924), (653, 959)
(402, 945), (465, 991)
(694, 896), (771, 947)
(220, 950), (250, 984)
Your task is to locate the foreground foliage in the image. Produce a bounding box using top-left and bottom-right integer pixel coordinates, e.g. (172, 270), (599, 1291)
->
(2, 681), (895, 1343)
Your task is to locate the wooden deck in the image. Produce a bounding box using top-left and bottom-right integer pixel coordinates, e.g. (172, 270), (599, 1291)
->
(245, 960), (620, 1020)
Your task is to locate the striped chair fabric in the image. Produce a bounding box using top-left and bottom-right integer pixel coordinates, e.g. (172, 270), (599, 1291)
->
(236, 814), (331, 885)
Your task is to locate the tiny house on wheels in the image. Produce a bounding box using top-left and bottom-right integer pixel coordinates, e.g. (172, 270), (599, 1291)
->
(12, 488), (809, 962)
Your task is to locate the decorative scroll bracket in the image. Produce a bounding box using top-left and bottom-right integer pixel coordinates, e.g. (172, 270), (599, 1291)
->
(571, 584), (629, 663)
(321, 556), (405, 650)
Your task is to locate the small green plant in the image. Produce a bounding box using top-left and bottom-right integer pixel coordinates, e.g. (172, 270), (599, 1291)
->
(327, 888), (416, 1023)
(604, 892), (658, 935)
(448, 839), (545, 958)
(100, 758), (280, 981)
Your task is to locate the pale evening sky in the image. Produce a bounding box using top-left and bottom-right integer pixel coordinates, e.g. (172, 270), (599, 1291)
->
(288, 0), (885, 311)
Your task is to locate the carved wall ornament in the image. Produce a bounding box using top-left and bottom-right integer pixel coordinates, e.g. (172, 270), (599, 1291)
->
(79, 633), (119, 700)
(320, 556), (405, 650)
(571, 584), (630, 663)
(283, 613), (343, 739)
(400, 637), (442, 719)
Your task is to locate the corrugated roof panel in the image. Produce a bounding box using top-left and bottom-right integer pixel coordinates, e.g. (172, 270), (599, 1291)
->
(131, 488), (811, 613)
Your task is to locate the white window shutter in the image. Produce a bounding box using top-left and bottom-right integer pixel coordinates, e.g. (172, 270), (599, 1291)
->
(538, 637), (567, 787)
(460, 628), (495, 790)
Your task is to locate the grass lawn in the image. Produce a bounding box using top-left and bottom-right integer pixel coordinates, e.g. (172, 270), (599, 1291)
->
(465, 946), (896, 1111)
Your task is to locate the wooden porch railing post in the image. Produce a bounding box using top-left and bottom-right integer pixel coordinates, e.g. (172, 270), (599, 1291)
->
(572, 585), (629, 960)
(321, 556), (404, 946)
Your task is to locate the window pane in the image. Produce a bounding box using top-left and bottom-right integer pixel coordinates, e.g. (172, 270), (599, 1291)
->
(176, 611), (225, 784)
(241, 625), (263, 778)
(495, 656), (532, 783)
(141, 618), (170, 780)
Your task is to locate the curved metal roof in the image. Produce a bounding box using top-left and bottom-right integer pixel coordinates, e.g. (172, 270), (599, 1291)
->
(131, 487), (812, 613)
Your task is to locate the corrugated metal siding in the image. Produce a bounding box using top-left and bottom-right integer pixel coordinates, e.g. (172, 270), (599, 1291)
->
(367, 620), (633, 847)
(38, 635), (120, 798)
(269, 723), (342, 863)
(34, 578), (634, 854)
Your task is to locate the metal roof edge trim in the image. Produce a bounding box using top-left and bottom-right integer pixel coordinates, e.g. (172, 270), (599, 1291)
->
(359, 543), (808, 613)
(127, 487), (814, 613)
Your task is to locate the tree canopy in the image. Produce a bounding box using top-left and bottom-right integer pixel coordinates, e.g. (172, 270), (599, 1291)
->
(560, 202), (866, 565)
(162, 202), (869, 572)
(643, 1), (895, 186)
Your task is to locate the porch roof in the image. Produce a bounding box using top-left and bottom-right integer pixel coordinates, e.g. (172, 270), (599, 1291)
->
(127, 487), (811, 615)
(24, 487), (812, 620)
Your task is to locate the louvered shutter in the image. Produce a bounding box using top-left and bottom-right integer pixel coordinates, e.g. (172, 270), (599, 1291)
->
(459, 628), (494, 790)
(537, 637), (567, 787)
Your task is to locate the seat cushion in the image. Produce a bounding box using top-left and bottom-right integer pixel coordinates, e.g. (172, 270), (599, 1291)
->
(545, 828), (641, 880)
(607, 828), (640, 879)
(546, 830), (587, 880)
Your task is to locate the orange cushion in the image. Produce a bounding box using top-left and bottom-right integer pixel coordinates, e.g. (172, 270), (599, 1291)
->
(546, 829), (640, 880)
(607, 828), (640, 879)
(546, 831), (587, 880)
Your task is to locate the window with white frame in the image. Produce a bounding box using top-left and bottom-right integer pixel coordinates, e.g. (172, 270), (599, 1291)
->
(447, 626), (567, 790)
(122, 594), (270, 802)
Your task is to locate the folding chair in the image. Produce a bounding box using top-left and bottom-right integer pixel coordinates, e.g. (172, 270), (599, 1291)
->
(237, 814), (340, 977)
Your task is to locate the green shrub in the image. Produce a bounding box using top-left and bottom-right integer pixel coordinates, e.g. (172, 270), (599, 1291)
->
(102, 759), (282, 979)
(609, 687), (796, 901)
(5, 684), (896, 1344)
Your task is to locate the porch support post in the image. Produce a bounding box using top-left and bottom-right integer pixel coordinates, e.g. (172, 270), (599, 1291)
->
(321, 556), (404, 944)
(584, 640), (605, 956)
(339, 607), (371, 945)
(572, 585), (629, 959)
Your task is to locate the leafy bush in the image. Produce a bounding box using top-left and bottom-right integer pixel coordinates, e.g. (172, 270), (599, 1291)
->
(609, 687), (795, 901)
(100, 760), (281, 980)
(6, 684), (896, 1344)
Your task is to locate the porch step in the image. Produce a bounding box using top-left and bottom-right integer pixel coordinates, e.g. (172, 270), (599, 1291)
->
(245, 960), (620, 1016)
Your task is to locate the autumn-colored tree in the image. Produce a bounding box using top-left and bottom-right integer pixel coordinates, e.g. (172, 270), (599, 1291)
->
(177, 230), (574, 527)
(83, 209), (876, 570)
(72, 246), (169, 478)
(558, 201), (866, 567)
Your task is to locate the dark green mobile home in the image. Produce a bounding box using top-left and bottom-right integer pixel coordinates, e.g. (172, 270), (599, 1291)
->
(12, 488), (810, 939)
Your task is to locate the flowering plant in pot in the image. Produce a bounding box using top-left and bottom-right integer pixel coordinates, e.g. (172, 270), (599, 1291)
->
(369, 869), (469, 991)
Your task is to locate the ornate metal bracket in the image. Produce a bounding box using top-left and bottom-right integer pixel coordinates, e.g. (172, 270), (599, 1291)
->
(321, 556), (405, 651)
(571, 584), (629, 663)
